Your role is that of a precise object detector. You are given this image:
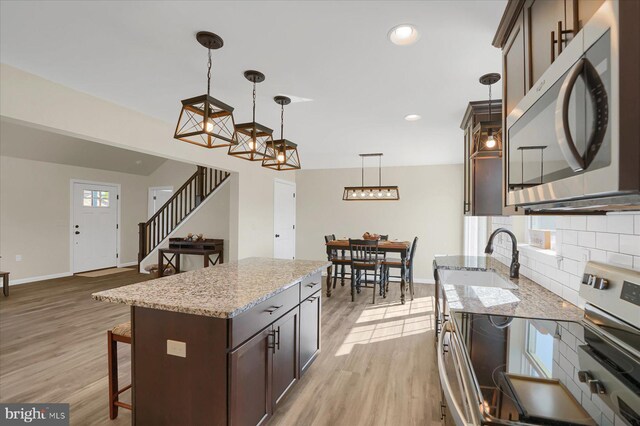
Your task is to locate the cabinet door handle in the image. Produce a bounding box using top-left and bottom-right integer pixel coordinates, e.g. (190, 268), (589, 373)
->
(307, 296), (318, 303)
(275, 326), (281, 351)
(305, 282), (319, 288)
(268, 330), (276, 354)
(265, 305), (283, 315)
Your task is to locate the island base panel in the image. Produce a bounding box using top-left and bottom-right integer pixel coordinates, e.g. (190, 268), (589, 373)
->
(132, 307), (228, 426)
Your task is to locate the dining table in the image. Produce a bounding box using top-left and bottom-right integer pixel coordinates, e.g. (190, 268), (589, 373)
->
(325, 239), (412, 304)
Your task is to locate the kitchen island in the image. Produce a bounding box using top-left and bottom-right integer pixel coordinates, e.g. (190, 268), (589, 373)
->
(93, 257), (330, 426)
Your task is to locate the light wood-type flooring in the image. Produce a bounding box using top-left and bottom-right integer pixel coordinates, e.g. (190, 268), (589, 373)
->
(0, 271), (441, 426)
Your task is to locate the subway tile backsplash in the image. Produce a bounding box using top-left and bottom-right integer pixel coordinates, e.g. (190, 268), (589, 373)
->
(490, 212), (640, 308)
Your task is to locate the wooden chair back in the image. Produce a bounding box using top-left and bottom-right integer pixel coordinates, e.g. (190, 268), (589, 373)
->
(349, 239), (381, 265)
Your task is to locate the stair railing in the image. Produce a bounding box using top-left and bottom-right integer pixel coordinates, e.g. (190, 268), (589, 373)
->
(138, 166), (230, 267)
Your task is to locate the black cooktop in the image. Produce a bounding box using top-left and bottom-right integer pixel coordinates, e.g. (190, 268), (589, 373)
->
(451, 311), (640, 426)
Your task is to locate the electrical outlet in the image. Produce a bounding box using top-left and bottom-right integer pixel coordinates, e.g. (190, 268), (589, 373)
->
(15, 255), (22, 262)
(167, 339), (186, 358)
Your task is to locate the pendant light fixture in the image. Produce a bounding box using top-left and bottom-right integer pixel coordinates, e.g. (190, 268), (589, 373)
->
(262, 96), (301, 171)
(228, 70), (275, 161)
(174, 31), (238, 149)
(470, 73), (502, 159)
(343, 153), (399, 201)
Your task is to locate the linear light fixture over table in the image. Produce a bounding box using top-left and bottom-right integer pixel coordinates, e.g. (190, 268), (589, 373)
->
(262, 96), (301, 171)
(228, 70), (275, 161)
(343, 153), (399, 201)
(174, 31), (238, 149)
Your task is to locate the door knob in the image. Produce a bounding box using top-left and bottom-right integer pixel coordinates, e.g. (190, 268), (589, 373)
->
(75, 231), (80, 235)
(275, 234), (280, 238)
(75, 225), (79, 229)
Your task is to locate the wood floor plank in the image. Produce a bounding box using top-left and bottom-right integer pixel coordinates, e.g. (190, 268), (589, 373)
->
(0, 272), (442, 426)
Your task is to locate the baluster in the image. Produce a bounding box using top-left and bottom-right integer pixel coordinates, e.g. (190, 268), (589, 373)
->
(209, 168), (213, 193)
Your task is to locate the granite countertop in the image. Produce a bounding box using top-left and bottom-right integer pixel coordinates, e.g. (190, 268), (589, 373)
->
(434, 255), (583, 322)
(92, 257), (331, 318)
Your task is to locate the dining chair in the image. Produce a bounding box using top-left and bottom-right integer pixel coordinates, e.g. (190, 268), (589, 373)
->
(383, 236), (418, 301)
(324, 234), (350, 289)
(349, 239), (386, 303)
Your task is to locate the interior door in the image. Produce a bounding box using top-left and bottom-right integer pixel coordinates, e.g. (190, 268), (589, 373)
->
(148, 186), (174, 218)
(73, 182), (118, 272)
(273, 180), (296, 259)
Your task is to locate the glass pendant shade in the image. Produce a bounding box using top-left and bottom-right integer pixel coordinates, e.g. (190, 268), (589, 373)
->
(175, 95), (237, 148)
(262, 139), (301, 170)
(174, 31), (238, 149)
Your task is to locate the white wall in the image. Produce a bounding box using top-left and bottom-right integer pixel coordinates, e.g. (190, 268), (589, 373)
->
(295, 164), (464, 280)
(489, 212), (640, 308)
(0, 156), (149, 280)
(0, 64), (295, 267)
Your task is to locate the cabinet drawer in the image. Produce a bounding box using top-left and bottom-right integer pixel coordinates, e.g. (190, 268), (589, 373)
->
(230, 283), (299, 349)
(300, 272), (322, 301)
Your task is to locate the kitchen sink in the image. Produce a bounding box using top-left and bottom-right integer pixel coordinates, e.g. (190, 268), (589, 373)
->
(439, 270), (517, 289)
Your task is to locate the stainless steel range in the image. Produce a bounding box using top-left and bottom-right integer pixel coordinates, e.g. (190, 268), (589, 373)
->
(437, 262), (640, 425)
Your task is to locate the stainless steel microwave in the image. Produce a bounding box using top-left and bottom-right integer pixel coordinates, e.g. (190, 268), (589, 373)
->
(506, 0), (640, 211)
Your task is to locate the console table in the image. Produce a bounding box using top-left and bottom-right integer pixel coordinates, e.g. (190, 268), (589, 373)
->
(158, 238), (224, 277)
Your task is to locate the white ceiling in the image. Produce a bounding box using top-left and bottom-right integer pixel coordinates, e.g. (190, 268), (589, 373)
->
(0, 0), (505, 169)
(0, 120), (168, 176)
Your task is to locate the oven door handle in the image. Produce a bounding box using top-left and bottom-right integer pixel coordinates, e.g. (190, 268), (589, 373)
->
(437, 321), (479, 426)
(555, 58), (587, 172)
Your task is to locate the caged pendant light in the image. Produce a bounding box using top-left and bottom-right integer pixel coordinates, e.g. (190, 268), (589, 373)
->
(228, 70), (275, 161)
(343, 153), (399, 201)
(470, 73), (502, 159)
(262, 96), (301, 171)
(174, 31), (238, 149)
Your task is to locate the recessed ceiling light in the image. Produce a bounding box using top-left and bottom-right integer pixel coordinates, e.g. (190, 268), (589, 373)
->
(404, 114), (421, 121)
(388, 24), (419, 46)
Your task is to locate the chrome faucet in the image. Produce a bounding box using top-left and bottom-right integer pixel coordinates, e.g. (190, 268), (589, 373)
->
(485, 228), (520, 278)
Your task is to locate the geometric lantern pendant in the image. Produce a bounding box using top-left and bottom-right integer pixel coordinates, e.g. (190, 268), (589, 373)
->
(262, 96), (302, 170)
(174, 31), (238, 149)
(470, 73), (502, 159)
(228, 70), (275, 161)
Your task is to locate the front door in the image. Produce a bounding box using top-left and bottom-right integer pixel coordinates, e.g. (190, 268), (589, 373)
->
(72, 182), (118, 272)
(273, 180), (296, 259)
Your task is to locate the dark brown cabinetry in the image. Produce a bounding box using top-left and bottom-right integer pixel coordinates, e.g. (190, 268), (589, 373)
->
(461, 100), (503, 217)
(230, 328), (272, 426)
(132, 272), (322, 426)
(493, 0), (607, 214)
(299, 293), (321, 373)
(271, 308), (299, 407)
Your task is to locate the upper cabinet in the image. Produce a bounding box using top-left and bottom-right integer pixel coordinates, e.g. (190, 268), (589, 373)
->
(495, 0), (605, 101)
(492, 0), (640, 213)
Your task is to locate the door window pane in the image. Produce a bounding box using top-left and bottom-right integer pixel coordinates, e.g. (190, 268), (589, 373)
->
(83, 189), (110, 208)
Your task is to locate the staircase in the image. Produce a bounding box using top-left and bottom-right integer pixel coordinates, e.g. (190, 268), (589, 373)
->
(138, 166), (230, 269)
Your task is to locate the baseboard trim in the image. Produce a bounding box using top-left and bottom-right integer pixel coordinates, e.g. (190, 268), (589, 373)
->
(117, 261), (138, 268)
(8, 272), (73, 286)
